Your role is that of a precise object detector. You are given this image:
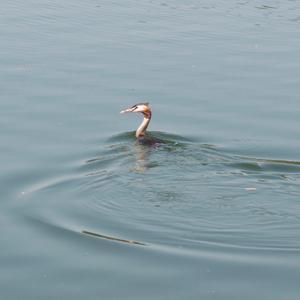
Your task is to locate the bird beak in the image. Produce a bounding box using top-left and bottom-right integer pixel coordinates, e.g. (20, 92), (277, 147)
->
(120, 107), (134, 114)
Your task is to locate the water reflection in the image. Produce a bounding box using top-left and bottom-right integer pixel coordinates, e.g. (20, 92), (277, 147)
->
(132, 141), (151, 173)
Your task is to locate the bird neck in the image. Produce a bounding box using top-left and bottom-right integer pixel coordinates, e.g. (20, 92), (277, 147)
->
(136, 112), (151, 138)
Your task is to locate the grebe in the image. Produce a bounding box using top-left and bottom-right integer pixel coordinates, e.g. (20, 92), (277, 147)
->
(120, 102), (163, 145)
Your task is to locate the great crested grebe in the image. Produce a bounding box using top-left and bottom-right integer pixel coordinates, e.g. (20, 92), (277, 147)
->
(120, 102), (163, 145)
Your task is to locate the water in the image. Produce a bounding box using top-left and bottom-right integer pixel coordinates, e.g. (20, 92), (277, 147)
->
(1, 0), (300, 299)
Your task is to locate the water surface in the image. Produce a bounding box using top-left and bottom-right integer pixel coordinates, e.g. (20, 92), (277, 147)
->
(1, 0), (300, 299)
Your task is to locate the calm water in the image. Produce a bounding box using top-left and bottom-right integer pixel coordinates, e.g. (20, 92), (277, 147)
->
(1, 0), (300, 299)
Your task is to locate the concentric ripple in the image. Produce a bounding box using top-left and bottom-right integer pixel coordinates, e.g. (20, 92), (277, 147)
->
(23, 131), (300, 254)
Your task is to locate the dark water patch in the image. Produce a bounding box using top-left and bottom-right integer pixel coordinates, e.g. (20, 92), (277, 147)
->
(290, 16), (300, 22)
(256, 5), (277, 10)
(228, 161), (263, 172)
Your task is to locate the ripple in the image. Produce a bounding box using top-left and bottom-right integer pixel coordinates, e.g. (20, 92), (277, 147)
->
(22, 132), (300, 256)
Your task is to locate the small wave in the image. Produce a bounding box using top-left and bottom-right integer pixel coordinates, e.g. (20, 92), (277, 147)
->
(229, 156), (300, 174)
(108, 131), (193, 144)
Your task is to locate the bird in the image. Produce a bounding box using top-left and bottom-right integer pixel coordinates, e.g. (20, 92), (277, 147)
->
(120, 102), (163, 145)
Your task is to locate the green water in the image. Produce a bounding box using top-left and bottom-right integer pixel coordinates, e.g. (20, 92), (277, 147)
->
(1, 0), (300, 299)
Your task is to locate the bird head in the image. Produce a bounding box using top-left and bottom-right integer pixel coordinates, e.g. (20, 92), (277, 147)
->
(120, 102), (151, 117)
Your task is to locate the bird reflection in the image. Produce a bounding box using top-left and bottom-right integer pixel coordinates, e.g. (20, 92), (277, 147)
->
(131, 140), (151, 172)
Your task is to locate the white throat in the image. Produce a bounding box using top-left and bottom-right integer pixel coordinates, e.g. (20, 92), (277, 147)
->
(136, 114), (151, 138)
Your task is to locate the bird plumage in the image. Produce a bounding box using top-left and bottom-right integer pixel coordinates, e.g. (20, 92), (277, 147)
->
(120, 102), (153, 139)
